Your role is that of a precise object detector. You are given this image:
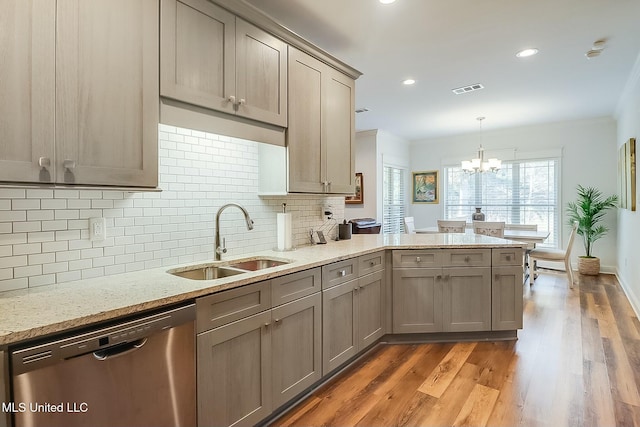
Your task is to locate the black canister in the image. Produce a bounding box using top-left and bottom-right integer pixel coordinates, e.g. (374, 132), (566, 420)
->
(338, 222), (352, 240)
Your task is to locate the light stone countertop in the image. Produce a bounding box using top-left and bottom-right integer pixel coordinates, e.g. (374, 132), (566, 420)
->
(0, 233), (524, 347)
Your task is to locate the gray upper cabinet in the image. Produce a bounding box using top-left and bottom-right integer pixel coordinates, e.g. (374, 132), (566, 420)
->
(287, 47), (355, 194)
(0, 1), (55, 183)
(161, 0), (287, 127)
(1, 0), (159, 188)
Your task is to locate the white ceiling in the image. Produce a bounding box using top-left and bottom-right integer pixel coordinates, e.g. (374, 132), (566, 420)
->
(244, 0), (640, 141)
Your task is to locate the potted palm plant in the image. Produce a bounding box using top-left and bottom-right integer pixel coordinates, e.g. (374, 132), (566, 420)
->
(566, 185), (618, 275)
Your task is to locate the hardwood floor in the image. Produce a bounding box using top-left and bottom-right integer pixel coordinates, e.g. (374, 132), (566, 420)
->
(271, 273), (640, 426)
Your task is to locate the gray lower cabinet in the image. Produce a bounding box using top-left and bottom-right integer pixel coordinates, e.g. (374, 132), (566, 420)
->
(392, 249), (493, 333)
(492, 247), (525, 330)
(197, 310), (272, 427)
(322, 257), (384, 375)
(197, 270), (322, 427)
(271, 292), (322, 408)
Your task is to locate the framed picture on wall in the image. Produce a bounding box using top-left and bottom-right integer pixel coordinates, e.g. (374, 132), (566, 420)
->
(412, 170), (438, 204)
(345, 173), (363, 204)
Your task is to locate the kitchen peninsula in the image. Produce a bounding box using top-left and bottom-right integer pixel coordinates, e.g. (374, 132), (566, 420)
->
(1, 233), (524, 427)
(0, 233), (524, 346)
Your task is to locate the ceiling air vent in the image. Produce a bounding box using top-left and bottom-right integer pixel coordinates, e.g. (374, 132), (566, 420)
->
(452, 83), (484, 95)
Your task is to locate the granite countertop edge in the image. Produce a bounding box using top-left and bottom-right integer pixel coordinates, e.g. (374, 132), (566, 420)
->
(0, 233), (525, 346)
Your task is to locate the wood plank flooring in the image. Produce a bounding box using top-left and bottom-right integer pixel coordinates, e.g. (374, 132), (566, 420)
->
(271, 273), (640, 426)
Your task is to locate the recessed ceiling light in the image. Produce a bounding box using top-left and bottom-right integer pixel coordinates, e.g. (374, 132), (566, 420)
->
(402, 79), (416, 85)
(516, 48), (539, 58)
(379, 0), (396, 4)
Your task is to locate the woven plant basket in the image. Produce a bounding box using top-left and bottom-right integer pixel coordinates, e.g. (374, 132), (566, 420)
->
(578, 256), (600, 275)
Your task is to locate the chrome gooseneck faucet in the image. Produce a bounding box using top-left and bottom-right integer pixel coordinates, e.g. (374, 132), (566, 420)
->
(214, 203), (254, 260)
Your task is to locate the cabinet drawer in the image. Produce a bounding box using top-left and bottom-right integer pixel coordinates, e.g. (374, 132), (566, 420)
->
(196, 281), (271, 333)
(442, 249), (491, 267)
(271, 267), (321, 307)
(492, 248), (524, 266)
(392, 250), (440, 268)
(359, 251), (385, 276)
(322, 258), (359, 289)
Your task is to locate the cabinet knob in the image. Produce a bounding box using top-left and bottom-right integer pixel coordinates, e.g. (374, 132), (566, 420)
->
(264, 322), (270, 328)
(369, 261), (375, 267)
(228, 95), (236, 104)
(506, 255), (512, 261)
(436, 275), (442, 280)
(340, 270), (346, 277)
(274, 318), (281, 324)
(239, 98), (246, 105)
(416, 256), (421, 263)
(464, 256), (471, 262)
(38, 157), (51, 168)
(63, 159), (76, 170)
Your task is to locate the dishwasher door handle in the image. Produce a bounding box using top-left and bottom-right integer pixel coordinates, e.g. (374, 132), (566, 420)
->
(93, 338), (148, 361)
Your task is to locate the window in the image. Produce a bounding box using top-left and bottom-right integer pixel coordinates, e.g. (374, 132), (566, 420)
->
(444, 158), (560, 247)
(383, 165), (406, 234)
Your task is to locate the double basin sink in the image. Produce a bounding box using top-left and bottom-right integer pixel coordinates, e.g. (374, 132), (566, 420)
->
(167, 257), (292, 280)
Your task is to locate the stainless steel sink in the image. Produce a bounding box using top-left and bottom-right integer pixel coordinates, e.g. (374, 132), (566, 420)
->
(228, 258), (290, 271)
(168, 257), (292, 280)
(169, 266), (246, 280)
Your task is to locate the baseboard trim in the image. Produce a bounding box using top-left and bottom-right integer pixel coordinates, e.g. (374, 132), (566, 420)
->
(616, 270), (640, 320)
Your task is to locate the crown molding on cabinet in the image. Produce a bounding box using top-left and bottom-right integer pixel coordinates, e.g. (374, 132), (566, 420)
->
(212, 0), (362, 80)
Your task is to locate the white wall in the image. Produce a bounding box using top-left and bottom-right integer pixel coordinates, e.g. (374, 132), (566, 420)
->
(409, 117), (618, 270)
(347, 130), (377, 220)
(615, 56), (640, 314)
(0, 124), (345, 293)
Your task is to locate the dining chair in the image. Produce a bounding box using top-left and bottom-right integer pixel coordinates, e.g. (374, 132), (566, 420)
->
(506, 224), (538, 267)
(473, 221), (505, 238)
(528, 221), (578, 288)
(437, 219), (466, 233)
(404, 217), (416, 234)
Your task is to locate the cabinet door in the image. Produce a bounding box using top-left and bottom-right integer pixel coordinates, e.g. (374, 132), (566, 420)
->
(392, 268), (443, 333)
(271, 293), (321, 408)
(492, 266), (524, 330)
(357, 271), (384, 350)
(235, 19), (287, 127)
(324, 67), (355, 194)
(0, 1), (55, 183)
(56, 0), (159, 187)
(322, 280), (357, 374)
(160, 0), (235, 114)
(442, 267), (492, 332)
(287, 47), (324, 193)
(197, 310), (272, 427)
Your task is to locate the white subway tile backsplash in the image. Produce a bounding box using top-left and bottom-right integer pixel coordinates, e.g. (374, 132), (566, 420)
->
(0, 125), (347, 292)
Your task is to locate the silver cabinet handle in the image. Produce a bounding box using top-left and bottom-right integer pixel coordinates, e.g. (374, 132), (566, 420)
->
(38, 157), (51, 168)
(228, 95), (236, 104)
(239, 98), (246, 105)
(274, 318), (281, 324)
(369, 261), (375, 267)
(264, 322), (270, 328)
(63, 159), (76, 170)
(340, 270), (346, 277)
(416, 256), (421, 263)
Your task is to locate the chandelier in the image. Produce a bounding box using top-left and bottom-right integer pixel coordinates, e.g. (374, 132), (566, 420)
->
(461, 117), (501, 173)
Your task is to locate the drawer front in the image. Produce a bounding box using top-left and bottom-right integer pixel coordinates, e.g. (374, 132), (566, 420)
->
(492, 248), (524, 266)
(271, 267), (321, 307)
(359, 251), (385, 276)
(322, 258), (359, 289)
(442, 249), (491, 267)
(196, 280), (271, 333)
(392, 250), (441, 268)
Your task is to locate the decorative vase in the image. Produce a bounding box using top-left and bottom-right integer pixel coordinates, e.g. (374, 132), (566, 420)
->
(472, 207), (485, 221)
(578, 256), (600, 275)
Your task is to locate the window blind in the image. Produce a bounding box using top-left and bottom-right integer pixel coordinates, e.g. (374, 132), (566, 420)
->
(383, 165), (406, 234)
(444, 158), (560, 247)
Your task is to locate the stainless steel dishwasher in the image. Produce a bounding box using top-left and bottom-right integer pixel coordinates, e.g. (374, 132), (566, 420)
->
(10, 303), (196, 427)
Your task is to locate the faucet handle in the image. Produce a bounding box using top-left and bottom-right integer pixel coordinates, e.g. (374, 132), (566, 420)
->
(216, 238), (228, 256)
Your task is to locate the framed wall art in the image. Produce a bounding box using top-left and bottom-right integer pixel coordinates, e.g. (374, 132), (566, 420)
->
(412, 170), (438, 204)
(345, 172), (363, 204)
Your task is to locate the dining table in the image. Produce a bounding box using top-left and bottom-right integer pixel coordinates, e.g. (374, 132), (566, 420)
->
(414, 227), (550, 245)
